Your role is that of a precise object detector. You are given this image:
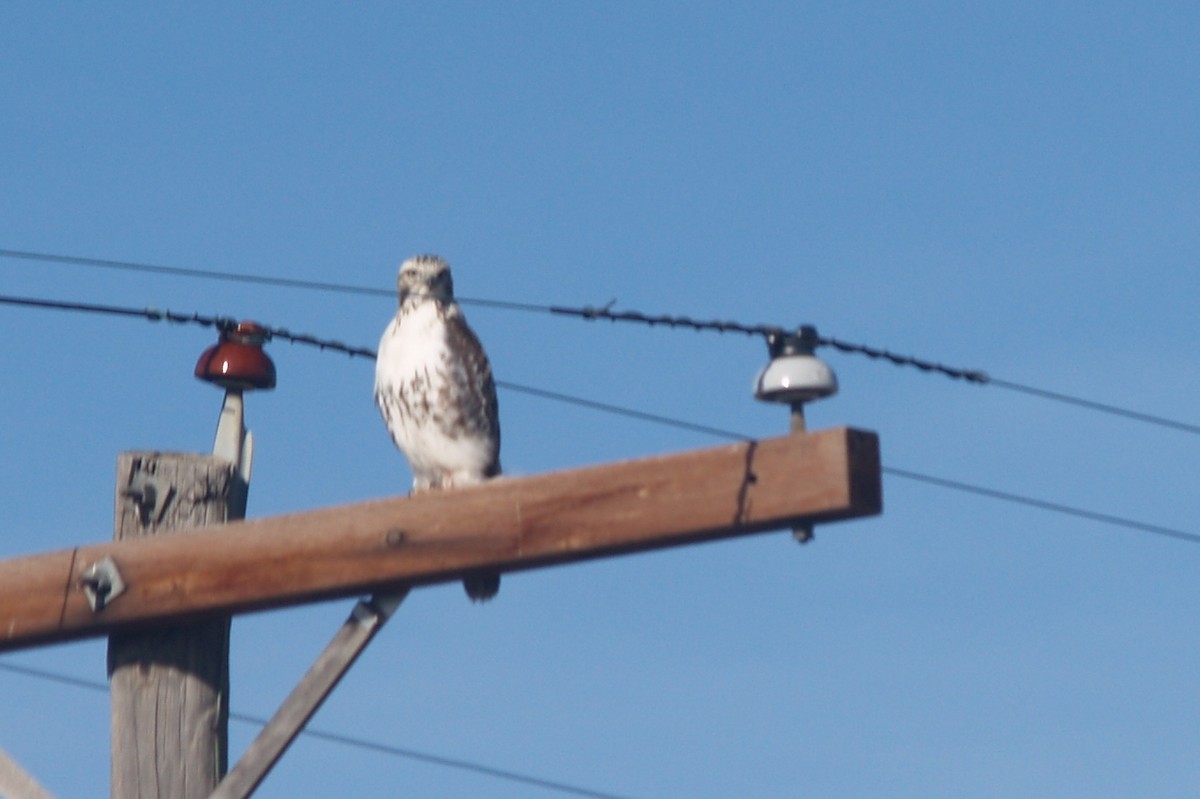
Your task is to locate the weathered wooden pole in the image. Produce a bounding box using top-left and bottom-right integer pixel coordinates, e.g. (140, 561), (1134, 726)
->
(108, 452), (241, 799)
(108, 320), (274, 798)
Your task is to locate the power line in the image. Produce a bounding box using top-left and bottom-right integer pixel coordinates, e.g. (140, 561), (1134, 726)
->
(0, 293), (235, 329)
(555, 309), (1200, 434)
(0, 292), (972, 444)
(880, 466), (1200, 545)
(985, 377), (1200, 435)
(0, 293), (740, 433)
(5, 246), (1197, 435)
(281, 724), (635, 799)
(3, 267), (1192, 796)
(0, 247), (550, 313)
(0, 293), (377, 359)
(0, 661), (105, 694)
(0, 662), (638, 799)
(485, 388), (1200, 544)
(0, 247), (394, 298)
(495, 381), (752, 441)
(818, 335), (987, 383)
(1, 290), (1196, 545)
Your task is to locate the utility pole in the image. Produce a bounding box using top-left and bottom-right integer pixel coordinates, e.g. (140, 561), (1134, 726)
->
(107, 322), (275, 799)
(0, 319), (882, 798)
(0, 427), (879, 651)
(107, 452), (238, 799)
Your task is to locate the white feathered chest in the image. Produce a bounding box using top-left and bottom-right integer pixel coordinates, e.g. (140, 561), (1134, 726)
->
(374, 300), (500, 492)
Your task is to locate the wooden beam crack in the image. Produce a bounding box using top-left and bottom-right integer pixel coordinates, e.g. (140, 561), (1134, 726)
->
(0, 428), (881, 652)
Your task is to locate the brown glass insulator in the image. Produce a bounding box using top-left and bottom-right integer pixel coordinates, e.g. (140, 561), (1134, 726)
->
(194, 321), (277, 390)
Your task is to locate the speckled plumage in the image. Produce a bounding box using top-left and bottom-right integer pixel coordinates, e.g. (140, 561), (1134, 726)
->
(374, 254), (501, 600)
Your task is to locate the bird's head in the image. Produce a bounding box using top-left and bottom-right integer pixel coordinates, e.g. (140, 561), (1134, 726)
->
(397, 254), (455, 307)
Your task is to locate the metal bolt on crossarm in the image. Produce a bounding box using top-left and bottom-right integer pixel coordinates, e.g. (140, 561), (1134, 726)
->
(754, 325), (839, 542)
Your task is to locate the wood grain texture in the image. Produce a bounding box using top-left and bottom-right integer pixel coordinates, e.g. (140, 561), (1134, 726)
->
(211, 591), (407, 799)
(0, 428), (880, 652)
(108, 452), (239, 799)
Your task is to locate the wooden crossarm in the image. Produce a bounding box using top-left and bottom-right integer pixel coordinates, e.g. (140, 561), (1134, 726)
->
(0, 427), (880, 652)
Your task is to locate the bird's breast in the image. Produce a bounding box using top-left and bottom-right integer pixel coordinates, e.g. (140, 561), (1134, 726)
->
(376, 308), (449, 380)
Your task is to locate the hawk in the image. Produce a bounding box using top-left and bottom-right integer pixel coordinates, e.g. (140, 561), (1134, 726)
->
(374, 254), (502, 601)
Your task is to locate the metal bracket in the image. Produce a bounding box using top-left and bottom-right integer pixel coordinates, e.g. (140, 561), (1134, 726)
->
(80, 555), (126, 612)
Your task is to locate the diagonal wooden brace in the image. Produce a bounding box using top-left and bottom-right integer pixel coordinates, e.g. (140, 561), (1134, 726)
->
(210, 591), (407, 799)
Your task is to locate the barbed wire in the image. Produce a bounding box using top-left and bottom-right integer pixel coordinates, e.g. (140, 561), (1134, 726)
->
(5, 243), (1200, 434)
(0, 293), (744, 436)
(264, 325), (377, 358)
(555, 307), (1197, 430)
(0, 294), (234, 329)
(0, 294), (378, 359)
(548, 302), (784, 337)
(0, 246), (992, 384)
(554, 303), (989, 384)
(0, 294), (987, 405)
(818, 336), (988, 383)
(2, 291), (1198, 546)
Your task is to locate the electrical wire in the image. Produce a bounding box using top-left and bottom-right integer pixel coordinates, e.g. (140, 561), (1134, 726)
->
(0, 247), (550, 313)
(984, 377), (1200, 435)
(0, 292), (751, 448)
(501, 374), (1200, 544)
(3, 261), (1195, 796)
(496, 383), (1200, 545)
(0, 662), (636, 799)
(0, 293), (379, 358)
(5, 246), (1197, 435)
(0, 293), (235, 329)
(2, 290), (1197, 544)
(0, 247), (393, 298)
(880, 467), (1200, 545)
(1, 285), (1197, 792)
(495, 381), (752, 441)
(0, 294), (742, 438)
(277, 724), (634, 799)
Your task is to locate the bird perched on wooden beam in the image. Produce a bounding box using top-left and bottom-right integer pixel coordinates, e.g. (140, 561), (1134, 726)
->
(374, 254), (502, 602)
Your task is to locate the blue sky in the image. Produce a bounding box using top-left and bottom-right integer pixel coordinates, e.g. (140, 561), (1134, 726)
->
(2, 3), (1198, 797)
